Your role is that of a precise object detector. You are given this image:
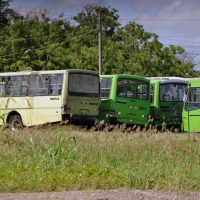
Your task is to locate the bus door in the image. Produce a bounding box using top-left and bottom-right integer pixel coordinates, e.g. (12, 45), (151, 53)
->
(159, 83), (186, 126)
(29, 74), (63, 126)
(115, 78), (150, 125)
(184, 87), (200, 132)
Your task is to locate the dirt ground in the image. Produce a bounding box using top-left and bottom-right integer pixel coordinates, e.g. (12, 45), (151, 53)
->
(0, 189), (200, 200)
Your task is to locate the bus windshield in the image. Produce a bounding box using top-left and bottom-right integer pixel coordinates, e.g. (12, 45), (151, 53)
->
(160, 83), (186, 102)
(101, 78), (112, 98)
(68, 73), (99, 97)
(185, 88), (200, 111)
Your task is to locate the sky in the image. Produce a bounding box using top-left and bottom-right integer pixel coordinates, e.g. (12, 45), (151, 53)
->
(11, 0), (200, 66)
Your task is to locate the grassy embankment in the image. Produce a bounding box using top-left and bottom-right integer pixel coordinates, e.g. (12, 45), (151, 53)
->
(0, 125), (200, 192)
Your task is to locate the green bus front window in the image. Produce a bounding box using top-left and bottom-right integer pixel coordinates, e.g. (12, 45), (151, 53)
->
(160, 83), (186, 102)
(185, 88), (200, 111)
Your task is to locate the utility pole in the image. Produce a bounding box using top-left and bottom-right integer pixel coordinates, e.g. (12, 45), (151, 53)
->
(98, 11), (102, 75)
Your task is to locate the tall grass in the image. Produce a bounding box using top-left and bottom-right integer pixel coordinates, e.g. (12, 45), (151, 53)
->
(0, 125), (200, 192)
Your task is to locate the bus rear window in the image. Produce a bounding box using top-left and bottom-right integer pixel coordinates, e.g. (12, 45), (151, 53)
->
(160, 83), (186, 102)
(101, 78), (112, 98)
(68, 73), (99, 97)
(117, 79), (149, 100)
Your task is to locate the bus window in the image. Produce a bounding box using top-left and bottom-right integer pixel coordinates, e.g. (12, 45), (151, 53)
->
(6, 76), (28, 97)
(117, 79), (149, 100)
(50, 74), (63, 95)
(68, 73), (99, 97)
(100, 78), (112, 98)
(29, 75), (49, 96)
(150, 84), (154, 104)
(137, 84), (148, 100)
(185, 88), (200, 111)
(0, 77), (6, 97)
(160, 83), (186, 102)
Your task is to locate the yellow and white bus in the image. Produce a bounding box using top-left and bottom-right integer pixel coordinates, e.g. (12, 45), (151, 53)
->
(0, 69), (100, 130)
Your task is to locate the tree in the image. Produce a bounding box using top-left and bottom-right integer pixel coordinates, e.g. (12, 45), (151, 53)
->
(73, 4), (120, 36)
(0, 4), (198, 77)
(0, 0), (16, 27)
(103, 22), (197, 77)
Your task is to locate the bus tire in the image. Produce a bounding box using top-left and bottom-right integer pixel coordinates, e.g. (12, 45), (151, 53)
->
(8, 115), (23, 131)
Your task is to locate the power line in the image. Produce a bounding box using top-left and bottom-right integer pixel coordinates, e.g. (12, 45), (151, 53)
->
(159, 38), (200, 44)
(119, 17), (200, 22)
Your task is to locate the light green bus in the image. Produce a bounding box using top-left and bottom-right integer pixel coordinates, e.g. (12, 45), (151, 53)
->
(100, 74), (150, 126)
(0, 69), (100, 130)
(182, 78), (200, 132)
(149, 77), (187, 128)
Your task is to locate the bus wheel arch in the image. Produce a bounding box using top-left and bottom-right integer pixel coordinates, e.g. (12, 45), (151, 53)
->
(6, 111), (23, 131)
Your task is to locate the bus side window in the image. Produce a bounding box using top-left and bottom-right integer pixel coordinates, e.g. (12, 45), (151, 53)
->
(0, 77), (6, 97)
(117, 79), (134, 98)
(136, 81), (149, 100)
(29, 75), (49, 96)
(5, 76), (29, 97)
(101, 78), (112, 98)
(21, 76), (29, 96)
(49, 74), (63, 95)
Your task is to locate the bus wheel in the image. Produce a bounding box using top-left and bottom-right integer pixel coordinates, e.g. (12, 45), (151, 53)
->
(8, 115), (23, 131)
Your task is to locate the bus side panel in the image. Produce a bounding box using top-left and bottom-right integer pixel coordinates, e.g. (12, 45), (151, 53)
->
(187, 110), (200, 132)
(99, 77), (116, 123)
(182, 109), (189, 132)
(30, 96), (62, 126)
(99, 99), (111, 122)
(0, 97), (31, 126)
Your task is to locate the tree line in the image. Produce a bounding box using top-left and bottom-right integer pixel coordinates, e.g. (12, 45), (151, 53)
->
(0, 0), (198, 77)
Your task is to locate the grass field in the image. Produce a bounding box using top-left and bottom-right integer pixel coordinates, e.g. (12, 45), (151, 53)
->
(0, 124), (200, 192)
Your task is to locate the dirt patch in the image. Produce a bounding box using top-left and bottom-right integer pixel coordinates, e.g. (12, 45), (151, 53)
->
(0, 189), (200, 200)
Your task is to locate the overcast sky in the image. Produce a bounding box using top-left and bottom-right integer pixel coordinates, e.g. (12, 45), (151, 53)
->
(11, 0), (200, 64)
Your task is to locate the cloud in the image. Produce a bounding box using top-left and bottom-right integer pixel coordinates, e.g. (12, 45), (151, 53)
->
(43, 0), (107, 9)
(127, 0), (200, 48)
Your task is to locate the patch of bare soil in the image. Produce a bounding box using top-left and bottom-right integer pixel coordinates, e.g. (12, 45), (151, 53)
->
(0, 189), (200, 200)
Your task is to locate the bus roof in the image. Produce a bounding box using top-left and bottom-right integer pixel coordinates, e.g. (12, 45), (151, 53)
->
(100, 74), (149, 82)
(0, 69), (98, 76)
(148, 77), (188, 84)
(188, 78), (200, 87)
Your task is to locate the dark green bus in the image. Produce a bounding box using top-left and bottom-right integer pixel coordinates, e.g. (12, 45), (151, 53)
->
(100, 74), (151, 126)
(149, 77), (187, 128)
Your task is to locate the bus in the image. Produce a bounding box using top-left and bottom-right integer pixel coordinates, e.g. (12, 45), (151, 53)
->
(100, 74), (150, 126)
(0, 69), (100, 130)
(182, 78), (200, 132)
(149, 77), (187, 128)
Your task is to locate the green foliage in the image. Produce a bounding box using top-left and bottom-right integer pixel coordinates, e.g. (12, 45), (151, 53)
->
(0, 4), (198, 77)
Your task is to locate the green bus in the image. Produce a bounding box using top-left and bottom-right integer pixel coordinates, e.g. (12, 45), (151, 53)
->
(0, 69), (100, 130)
(149, 77), (187, 128)
(100, 74), (150, 126)
(182, 78), (200, 132)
